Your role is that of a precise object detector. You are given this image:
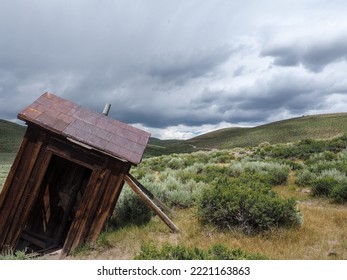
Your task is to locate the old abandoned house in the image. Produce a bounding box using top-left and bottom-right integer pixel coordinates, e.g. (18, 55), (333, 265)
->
(0, 92), (177, 258)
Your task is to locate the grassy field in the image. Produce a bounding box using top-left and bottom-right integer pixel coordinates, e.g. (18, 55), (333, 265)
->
(69, 151), (347, 260)
(2, 114), (347, 260)
(72, 203), (347, 260)
(70, 136), (347, 260)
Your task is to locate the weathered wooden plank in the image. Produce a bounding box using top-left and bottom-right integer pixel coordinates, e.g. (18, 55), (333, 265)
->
(47, 137), (107, 169)
(87, 161), (129, 242)
(127, 173), (173, 215)
(0, 130), (32, 234)
(124, 174), (179, 233)
(60, 169), (103, 257)
(6, 149), (53, 248)
(0, 129), (45, 247)
(20, 232), (47, 249)
(103, 161), (131, 218)
(78, 168), (112, 243)
(0, 128), (29, 207)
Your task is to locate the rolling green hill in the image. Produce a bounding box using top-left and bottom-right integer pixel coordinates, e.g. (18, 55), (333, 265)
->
(2, 112), (347, 159)
(145, 113), (347, 157)
(0, 119), (26, 152)
(0, 120), (26, 163)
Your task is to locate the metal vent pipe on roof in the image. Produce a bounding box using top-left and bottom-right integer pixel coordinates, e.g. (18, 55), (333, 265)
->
(102, 103), (111, 116)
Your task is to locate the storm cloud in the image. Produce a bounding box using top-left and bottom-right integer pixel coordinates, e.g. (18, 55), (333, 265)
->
(1, 0), (347, 139)
(261, 34), (347, 72)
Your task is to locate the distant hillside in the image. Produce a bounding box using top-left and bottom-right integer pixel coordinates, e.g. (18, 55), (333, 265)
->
(0, 119), (26, 155)
(145, 138), (188, 157)
(3, 113), (347, 159)
(145, 113), (347, 157)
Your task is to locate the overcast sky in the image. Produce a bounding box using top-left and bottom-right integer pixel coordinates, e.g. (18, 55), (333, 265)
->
(1, 0), (347, 139)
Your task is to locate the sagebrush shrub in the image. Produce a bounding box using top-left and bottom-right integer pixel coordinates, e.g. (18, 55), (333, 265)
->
(311, 169), (347, 197)
(243, 161), (290, 185)
(296, 169), (317, 187)
(167, 157), (186, 170)
(308, 161), (343, 174)
(337, 149), (347, 161)
(330, 182), (347, 203)
(311, 176), (337, 197)
(306, 151), (337, 164)
(111, 187), (153, 227)
(226, 163), (244, 178)
(197, 178), (302, 234)
(327, 135), (347, 152)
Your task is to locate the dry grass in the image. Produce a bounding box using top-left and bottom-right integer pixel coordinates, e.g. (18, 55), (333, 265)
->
(2, 151), (347, 260)
(73, 193), (347, 260)
(65, 164), (347, 260)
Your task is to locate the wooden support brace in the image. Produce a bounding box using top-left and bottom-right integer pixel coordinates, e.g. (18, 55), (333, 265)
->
(126, 173), (173, 215)
(124, 174), (179, 233)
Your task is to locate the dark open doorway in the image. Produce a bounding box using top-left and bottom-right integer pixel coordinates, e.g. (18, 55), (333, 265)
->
(16, 155), (92, 254)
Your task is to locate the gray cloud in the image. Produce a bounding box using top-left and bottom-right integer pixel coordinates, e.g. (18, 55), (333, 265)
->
(148, 45), (233, 84)
(261, 34), (347, 72)
(1, 0), (347, 138)
(188, 70), (343, 126)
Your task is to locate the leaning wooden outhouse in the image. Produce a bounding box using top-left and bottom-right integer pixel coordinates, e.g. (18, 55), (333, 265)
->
(0, 92), (151, 257)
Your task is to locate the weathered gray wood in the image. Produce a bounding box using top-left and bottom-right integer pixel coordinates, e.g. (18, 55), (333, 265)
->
(124, 174), (179, 233)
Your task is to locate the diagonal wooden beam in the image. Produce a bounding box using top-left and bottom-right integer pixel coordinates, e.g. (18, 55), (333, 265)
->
(124, 174), (179, 233)
(126, 173), (173, 215)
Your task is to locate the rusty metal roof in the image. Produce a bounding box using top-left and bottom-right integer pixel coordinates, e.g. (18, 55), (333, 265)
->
(18, 92), (150, 165)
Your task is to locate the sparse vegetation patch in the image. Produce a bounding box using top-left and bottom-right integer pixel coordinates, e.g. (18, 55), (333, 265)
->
(135, 243), (267, 260)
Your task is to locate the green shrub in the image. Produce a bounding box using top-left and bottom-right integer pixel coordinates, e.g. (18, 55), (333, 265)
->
(243, 161), (290, 185)
(257, 138), (332, 160)
(0, 249), (31, 260)
(308, 161), (340, 174)
(191, 150), (212, 164)
(152, 173), (202, 208)
(259, 143), (298, 159)
(267, 165), (290, 185)
(111, 187), (153, 227)
(306, 151), (337, 164)
(296, 139), (327, 159)
(327, 135), (347, 152)
(337, 148), (347, 161)
(209, 151), (235, 163)
(226, 163), (244, 177)
(311, 169), (347, 197)
(296, 169), (317, 187)
(330, 182), (347, 203)
(167, 157), (186, 170)
(194, 164), (229, 184)
(134, 243), (267, 260)
(283, 160), (304, 171)
(197, 178), (302, 234)
(311, 176), (337, 197)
